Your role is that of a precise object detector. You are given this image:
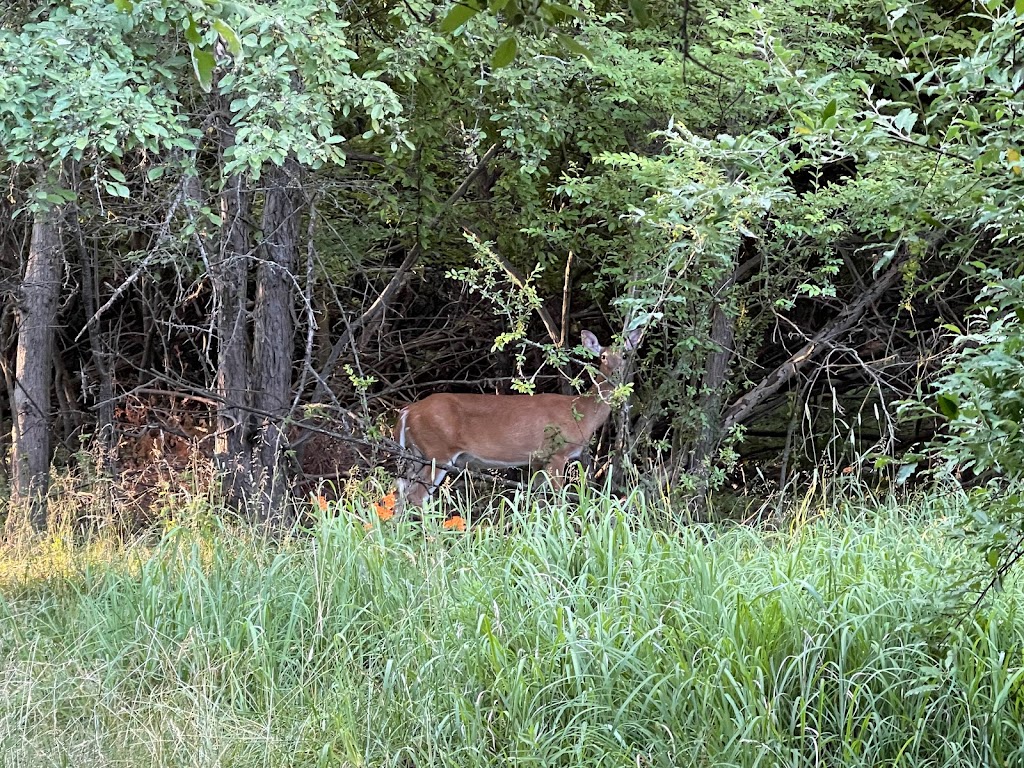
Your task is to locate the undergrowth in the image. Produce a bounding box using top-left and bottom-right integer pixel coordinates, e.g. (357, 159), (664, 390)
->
(1, 487), (1022, 767)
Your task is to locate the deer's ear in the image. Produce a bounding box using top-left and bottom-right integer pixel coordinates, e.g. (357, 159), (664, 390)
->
(624, 327), (642, 351)
(580, 330), (602, 356)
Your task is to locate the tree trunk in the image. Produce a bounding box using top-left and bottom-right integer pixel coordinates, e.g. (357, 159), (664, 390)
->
(680, 247), (767, 521)
(74, 209), (115, 462)
(212, 160), (254, 508)
(11, 203), (63, 530)
(685, 276), (737, 522)
(252, 158), (302, 522)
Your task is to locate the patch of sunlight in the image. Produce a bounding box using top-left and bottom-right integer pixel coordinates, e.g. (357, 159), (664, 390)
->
(0, 536), (142, 591)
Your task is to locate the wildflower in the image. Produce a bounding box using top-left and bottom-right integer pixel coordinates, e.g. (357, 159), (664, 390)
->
(442, 515), (466, 532)
(374, 492), (396, 521)
(315, 495), (329, 511)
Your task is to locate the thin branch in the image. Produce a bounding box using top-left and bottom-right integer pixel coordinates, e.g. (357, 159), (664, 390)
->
(460, 222), (563, 345)
(721, 257), (907, 433)
(311, 143), (501, 402)
(560, 250), (574, 348)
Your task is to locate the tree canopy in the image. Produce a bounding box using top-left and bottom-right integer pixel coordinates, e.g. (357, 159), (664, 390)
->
(1, 0), (1023, 536)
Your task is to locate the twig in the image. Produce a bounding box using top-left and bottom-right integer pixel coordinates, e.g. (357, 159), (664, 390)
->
(722, 256), (907, 432)
(560, 250), (574, 347)
(311, 143), (501, 402)
(460, 223), (563, 345)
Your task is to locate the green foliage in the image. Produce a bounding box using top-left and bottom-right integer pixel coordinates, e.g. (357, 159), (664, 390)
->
(446, 235), (601, 395)
(0, 0), (406, 179)
(219, 0), (405, 177)
(0, 0), (192, 168)
(439, 0), (606, 64)
(592, 128), (788, 459)
(929, 276), (1024, 480)
(920, 274), (1024, 581)
(825, 6), (1024, 582)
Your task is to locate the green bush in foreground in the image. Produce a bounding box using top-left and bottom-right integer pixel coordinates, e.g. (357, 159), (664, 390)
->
(1, 489), (1023, 767)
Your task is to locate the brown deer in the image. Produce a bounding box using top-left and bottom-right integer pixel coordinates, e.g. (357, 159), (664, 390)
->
(396, 328), (642, 506)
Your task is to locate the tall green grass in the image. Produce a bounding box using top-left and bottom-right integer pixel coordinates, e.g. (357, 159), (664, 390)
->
(1, 489), (1022, 767)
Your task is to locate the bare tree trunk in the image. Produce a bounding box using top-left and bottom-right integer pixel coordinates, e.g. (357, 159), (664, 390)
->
(212, 156), (254, 508)
(685, 280), (737, 522)
(11, 203), (63, 530)
(0, 306), (16, 485)
(679, 248), (767, 521)
(252, 158), (302, 522)
(74, 208), (115, 463)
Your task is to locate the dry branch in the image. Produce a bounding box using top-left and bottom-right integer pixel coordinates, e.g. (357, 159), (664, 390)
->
(721, 257), (907, 434)
(311, 143), (501, 403)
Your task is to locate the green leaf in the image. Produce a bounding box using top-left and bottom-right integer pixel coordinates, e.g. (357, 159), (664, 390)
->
(107, 168), (127, 182)
(975, 148), (1000, 172)
(893, 108), (917, 134)
(988, 548), (1000, 569)
(190, 46), (216, 92)
(112, 0), (134, 12)
(627, 0), (650, 25)
(491, 37), (517, 68)
(556, 33), (592, 61)
(936, 393), (960, 420)
(213, 19), (243, 59)
(103, 181), (130, 198)
(1017, 0), (1024, 16)
(441, 2), (481, 33)
(895, 462), (917, 485)
(544, 2), (585, 20)
(184, 16), (202, 46)
(822, 99), (836, 121)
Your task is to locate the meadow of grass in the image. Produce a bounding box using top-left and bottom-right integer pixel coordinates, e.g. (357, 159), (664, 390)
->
(1, 486), (1023, 768)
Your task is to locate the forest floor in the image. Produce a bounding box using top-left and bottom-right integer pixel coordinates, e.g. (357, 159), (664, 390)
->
(1, 485), (1021, 767)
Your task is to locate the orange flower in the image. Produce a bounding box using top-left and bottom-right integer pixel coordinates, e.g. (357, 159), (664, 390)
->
(442, 515), (466, 532)
(374, 492), (396, 521)
(315, 495), (329, 511)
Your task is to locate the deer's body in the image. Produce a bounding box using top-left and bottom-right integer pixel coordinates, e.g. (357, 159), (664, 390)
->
(396, 329), (640, 506)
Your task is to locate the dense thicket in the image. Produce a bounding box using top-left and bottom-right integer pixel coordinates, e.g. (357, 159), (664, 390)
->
(2, 0), (1023, 532)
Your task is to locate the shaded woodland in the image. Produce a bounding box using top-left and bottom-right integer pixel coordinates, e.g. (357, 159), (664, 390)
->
(2, 0), (1023, 529)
